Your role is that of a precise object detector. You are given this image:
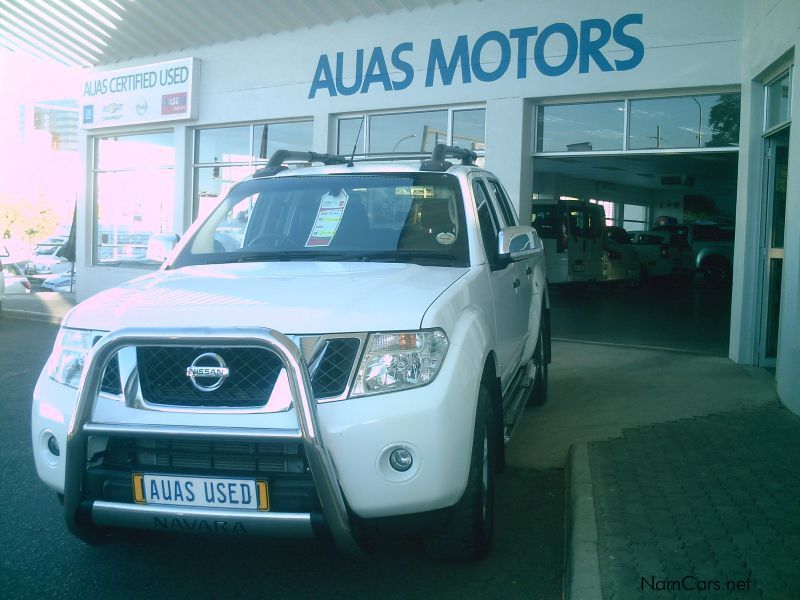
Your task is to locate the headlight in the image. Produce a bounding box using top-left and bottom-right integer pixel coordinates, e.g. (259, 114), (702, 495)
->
(47, 328), (95, 388)
(351, 329), (449, 397)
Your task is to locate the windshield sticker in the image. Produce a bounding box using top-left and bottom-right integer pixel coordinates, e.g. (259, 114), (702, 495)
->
(306, 190), (350, 247)
(395, 186), (435, 198)
(436, 232), (456, 246)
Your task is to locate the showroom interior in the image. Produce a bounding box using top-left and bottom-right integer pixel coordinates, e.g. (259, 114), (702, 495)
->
(5, 0), (800, 414)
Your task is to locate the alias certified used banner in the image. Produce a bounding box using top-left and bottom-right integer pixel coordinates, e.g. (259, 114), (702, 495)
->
(80, 57), (199, 129)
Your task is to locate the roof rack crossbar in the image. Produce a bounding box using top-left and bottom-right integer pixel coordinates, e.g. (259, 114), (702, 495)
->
(420, 143), (478, 171)
(266, 150), (348, 167)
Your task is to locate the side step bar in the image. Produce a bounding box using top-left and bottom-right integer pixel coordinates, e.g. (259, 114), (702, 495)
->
(501, 360), (536, 444)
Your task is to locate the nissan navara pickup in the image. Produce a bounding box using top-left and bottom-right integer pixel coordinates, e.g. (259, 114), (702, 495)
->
(32, 145), (551, 561)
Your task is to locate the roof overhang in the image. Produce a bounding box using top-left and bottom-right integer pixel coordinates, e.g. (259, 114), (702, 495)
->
(0, 0), (463, 69)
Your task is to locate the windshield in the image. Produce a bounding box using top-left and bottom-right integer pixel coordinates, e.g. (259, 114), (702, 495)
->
(172, 173), (469, 268)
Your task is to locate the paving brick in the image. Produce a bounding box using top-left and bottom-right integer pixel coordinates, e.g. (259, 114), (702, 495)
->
(587, 404), (800, 600)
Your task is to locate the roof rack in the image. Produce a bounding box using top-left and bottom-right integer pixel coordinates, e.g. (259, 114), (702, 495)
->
(420, 144), (478, 172)
(253, 150), (348, 177)
(253, 145), (478, 177)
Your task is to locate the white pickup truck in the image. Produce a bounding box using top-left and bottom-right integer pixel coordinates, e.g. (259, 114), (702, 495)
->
(31, 145), (550, 561)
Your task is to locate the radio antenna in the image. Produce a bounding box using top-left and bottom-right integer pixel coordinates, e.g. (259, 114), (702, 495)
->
(347, 117), (364, 167)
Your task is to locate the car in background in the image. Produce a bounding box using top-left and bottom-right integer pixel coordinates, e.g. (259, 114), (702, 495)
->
(41, 271), (76, 293)
(630, 229), (695, 285)
(26, 236), (71, 282)
(652, 223), (734, 287)
(603, 226), (642, 287)
(2, 262), (32, 295)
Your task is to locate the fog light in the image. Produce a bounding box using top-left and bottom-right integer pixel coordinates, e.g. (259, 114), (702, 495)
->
(389, 448), (413, 472)
(47, 434), (60, 457)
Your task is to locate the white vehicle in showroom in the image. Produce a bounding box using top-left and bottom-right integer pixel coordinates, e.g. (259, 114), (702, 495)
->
(32, 145), (550, 561)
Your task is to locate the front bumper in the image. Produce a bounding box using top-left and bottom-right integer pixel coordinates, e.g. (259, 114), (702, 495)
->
(32, 327), (480, 543)
(36, 327), (356, 549)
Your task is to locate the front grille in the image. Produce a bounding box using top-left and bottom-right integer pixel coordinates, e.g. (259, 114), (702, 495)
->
(137, 346), (283, 408)
(102, 437), (307, 474)
(100, 355), (122, 395)
(312, 338), (361, 398)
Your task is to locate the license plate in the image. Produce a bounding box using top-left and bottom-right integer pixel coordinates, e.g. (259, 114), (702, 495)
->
(572, 264), (585, 272)
(133, 474), (269, 511)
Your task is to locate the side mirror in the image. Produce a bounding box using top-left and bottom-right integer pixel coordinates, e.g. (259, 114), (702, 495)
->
(0, 245), (8, 258)
(498, 226), (540, 261)
(146, 233), (180, 263)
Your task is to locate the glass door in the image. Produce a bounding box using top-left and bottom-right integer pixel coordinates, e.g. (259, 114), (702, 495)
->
(759, 127), (789, 367)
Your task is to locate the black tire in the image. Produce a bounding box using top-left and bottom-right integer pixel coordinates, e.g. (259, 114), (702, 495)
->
(424, 383), (495, 561)
(527, 324), (548, 407)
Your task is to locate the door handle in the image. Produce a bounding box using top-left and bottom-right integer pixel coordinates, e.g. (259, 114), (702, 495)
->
(513, 279), (521, 289)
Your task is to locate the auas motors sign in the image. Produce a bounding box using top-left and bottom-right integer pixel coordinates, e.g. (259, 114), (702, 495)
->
(309, 13), (644, 98)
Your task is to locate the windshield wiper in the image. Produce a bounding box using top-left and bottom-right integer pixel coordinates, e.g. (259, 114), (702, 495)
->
(232, 251), (353, 263)
(351, 250), (458, 263)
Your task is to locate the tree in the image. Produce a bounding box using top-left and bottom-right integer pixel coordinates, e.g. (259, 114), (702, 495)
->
(707, 94), (741, 147)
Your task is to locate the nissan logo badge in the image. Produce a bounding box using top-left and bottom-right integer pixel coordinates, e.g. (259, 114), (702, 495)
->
(186, 353), (229, 392)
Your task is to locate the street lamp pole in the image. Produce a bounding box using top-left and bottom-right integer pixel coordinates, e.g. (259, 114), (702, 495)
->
(392, 134), (417, 152)
(691, 97), (703, 146)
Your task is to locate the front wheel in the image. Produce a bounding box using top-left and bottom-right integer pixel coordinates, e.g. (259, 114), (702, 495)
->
(424, 383), (495, 561)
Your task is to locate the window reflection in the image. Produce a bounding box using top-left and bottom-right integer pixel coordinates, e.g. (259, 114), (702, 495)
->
(369, 110), (448, 153)
(536, 102), (624, 152)
(766, 70), (791, 130)
(96, 132), (174, 170)
(195, 127), (249, 164)
(453, 109), (486, 151)
(194, 165), (255, 222)
(629, 94), (740, 149)
(337, 117), (365, 155)
(193, 121), (313, 219)
(536, 94), (740, 153)
(94, 132), (175, 268)
(337, 108), (487, 156)
(253, 121), (314, 160)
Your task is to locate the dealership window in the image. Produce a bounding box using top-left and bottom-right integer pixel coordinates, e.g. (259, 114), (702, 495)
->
(537, 101), (625, 152)
(765, 69), (792, 131)
(93, 131), (175, 267)
(629, 94), (740, 149)
(536, 93), (740, 153)
(337, 107), (486, 156)
(589, 199), (616, 226)
(622, 204), (649, 232)
(193, 121), (313, 219)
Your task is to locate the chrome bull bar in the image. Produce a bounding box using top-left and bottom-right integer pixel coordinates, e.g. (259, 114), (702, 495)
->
(63, 327), (358, 551)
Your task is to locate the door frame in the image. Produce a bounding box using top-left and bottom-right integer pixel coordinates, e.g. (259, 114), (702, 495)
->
(756, 126), (790, 367)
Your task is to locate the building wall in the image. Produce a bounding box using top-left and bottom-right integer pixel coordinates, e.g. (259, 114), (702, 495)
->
(729, 0), (800, 412)
(76, 0), (745, 300)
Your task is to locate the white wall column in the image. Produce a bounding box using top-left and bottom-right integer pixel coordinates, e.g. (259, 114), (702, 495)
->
(728, 81), (763, 366)
(484, 98), (533, 224)
(776, 40), (800, 414)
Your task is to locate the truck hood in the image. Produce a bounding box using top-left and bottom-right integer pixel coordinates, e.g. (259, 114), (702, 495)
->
(65, 262), (468, 334)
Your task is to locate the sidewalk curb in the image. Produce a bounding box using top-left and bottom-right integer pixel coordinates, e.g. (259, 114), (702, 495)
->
(3, 308), (63, 326)
(564, 443), (603, 600)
